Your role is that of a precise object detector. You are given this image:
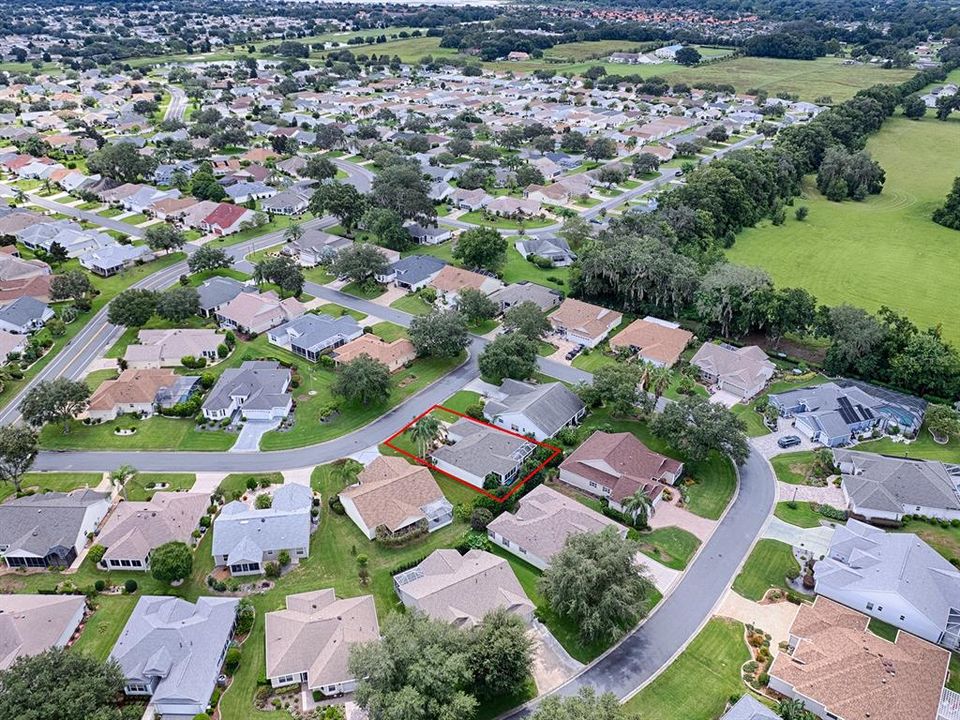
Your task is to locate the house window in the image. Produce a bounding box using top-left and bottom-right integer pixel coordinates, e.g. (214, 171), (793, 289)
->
(589, 481), (598, 488)
(131, 560), (142, 567)
(120, 559), (131, 567)
(899, 615), (905, 621)
(503, 539), (511, 547)
(110, 559), (121, 567)
(866, 602), (874, 610)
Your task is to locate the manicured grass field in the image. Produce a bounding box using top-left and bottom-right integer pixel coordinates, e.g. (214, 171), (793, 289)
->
(83, 368), (119, 391)
(72, 595), (138, 661)
(440, 390), (482, 414)
(636, 526), (701, 571)
(121, 213), (149, 225)
(370, 321), (409, 342)
(730, 402), (771, 438)
(341, 281), (386, 299)
(125, 473), (197, 501)
(732, 539), (801, 601)
(770, 450), (818, 485)
(389, 292), (434, 316)
(314, 302), (367, 321)
(407, 243), (571, 292)
(858, 422), (960, 464)
(218, 472), (283, 498)
(949, 653), (960, 693)
(40, 416), (235, 452)
(728, 116), (960, 344)
(458, 210), (554, 230)
(621, 618), (750, 720)
(0, 471), (103, 504)
(867, 617), (900, 643)
(774, 501), (823, 528)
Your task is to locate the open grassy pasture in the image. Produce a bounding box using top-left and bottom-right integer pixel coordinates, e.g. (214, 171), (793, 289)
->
(728, 116), (960, 344)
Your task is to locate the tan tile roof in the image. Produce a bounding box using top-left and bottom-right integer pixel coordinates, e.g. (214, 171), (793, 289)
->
(332, 335), (416, 370)
(216, 291), (305, 330)
(98, 492), (209, 562)
(609, 318), (692, 366)
(265, 590), (379, 688)
(0, 594), (86, 670)
(341, 456), (446, 533)
(769, 597), (949, 720)
(124, 328), (221, 366)
(429, 265), (490, 294)
(87, 368), (178, 411)
(549, 298), (622, 342)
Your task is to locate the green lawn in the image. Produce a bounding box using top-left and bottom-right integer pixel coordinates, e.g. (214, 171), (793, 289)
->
(218, 472), (284, 498)
(407, 243), (571, 293)
(458, 211), (554, 230)
(389, 292), (435, 316)
(730, 402), (771, 438)
(370, 321), (408, 342)
(126, 473), (197, 501)
(303, 266), (335, 285)
(341, 281), (386, 300)
(72, 595), (138, 661)
(40, 416), (235, 452)
(893, 518), (959, 566)
(0, 471), (103, 504)
(83, 368), (119, 391)
(858, 421), (960, 464)
(732, 539), (801, 601)
(635, 526), (701, 571)
(440, 390), (482, 414)
(122, 213), (150, 226)
(770, 451), (818, 485)
(186, 267), (251, 288)
(774, 501), (823, 528)
(727, 116), (960, 345)
(98, 207), (123, 218)
(622, 618), (750, 720)
(313, 302), (367, 321)
(949, 653), (960, 693)
(867, 617), (900, 643)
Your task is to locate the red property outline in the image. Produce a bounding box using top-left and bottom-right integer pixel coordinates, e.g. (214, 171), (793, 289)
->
(384, 404), (562, 503)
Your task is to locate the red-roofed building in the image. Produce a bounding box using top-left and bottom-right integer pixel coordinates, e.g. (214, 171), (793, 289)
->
(201, 203), (253, 236)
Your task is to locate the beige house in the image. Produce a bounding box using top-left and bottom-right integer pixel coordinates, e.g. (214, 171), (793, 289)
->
(97, 492), (210, 571)
(608, 317), (693, 367)
(215, 291), (306, 335)
(394, 549), (535, 627)
(340, 456), (453, 541)
(549, 298), (623, 348)
(768, 597), (951, 720)
(0, 594), (87, 670)
(123, 328), (222, 369)
(429, 265), (502, 307)
(487, 485), (624, 570)
(690, 342), (775, 400)
(265, 590), (379, 697)
(332, 334), (416, 373)
(86, 368), (182, 421)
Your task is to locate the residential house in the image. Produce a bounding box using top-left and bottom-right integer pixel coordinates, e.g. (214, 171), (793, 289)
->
(123, 328), (222, 369)
(429, 265), (502, 307)
(110, 596), (238, 718)
(815, 519), (960, 650)
(378, 254), (446, 291)
(718, 696), (778, 720)
(769, 381), (926, 446)
(767, 597), (950, 720)
(197, 276), (256, 318)
(215, 291), (306, 335)
(394, 549), (535, 627)
(284, 229), (350, 267)
(559, 431), (683, 512)
(486, 196), (541, 218)
(0, 330), (27, 360)
(449, 187), (491, 212)
(548, 298), (622, 348)
(0, 594), (87, 670)
(431, 418), (537, 489)
(201, 203), (255, 236)
(0, 296), (54, 334)
(609, 317), (693, 367)
(340, 455), (453, 540)
(514, 236), (576, 267)
(212, 483), (312, 575)
(261, 189), (309, 216)
(0, 253), (52, 304)
(201, 360), (292, 422)
(78, 244), (152, 277)
(225, 181), (276, 204)
(487, 485), (624, 570)
(178, 200), (221, 230)
(483, 379), (586, 442)
(265, 590), (379, 697)
(406, 222), (453, 246)
(487, 281), (562, 314)
(86, 368), (196, 421)
(0, 489), (110, 568)
(690, 342), (775, 400)
(267, 313), (362, 362)
(332, 334), (416, 373)
(97, 492), (210, 572)
(833, 449), (960, 523)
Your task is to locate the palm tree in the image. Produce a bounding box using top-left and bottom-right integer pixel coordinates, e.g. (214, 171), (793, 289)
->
(283, 222), (303, 244)
(110, 464), (138, 501)
(647, 365), (672, 406)
(622, 490), (653, 529)
(409, 415), (442, 458)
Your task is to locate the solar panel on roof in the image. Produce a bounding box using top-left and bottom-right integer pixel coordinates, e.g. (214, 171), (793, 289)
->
(860, 406), (874, 420)
(836, 396), (859, 424)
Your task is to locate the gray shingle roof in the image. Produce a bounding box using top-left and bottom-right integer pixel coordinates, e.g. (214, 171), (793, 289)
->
(212, 483), (312, 563)
(197, 276), (254, 312)
(484, 379), (585, 438)
(202, 360), (291, 414)
(0, 489), (109, 558)
(386, 255), (446, 286)
(834, 450), (960, 515)
(433, 419), (535, 478)
(720, 695), (778, 720)
(272, 313), (361, 353)
(0, 296), (50, 327)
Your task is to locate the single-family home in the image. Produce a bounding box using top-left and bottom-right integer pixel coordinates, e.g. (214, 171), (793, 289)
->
(265, 590), (379, 697)
(0, 489), (110, 568)
(815, 519), (960, 650)
(110, 595), (238, 718)
(178, 200), (221, 230)
(487, 485), (625, 570)
(86, 368), (193, 422)
(487, 281), (562, 314)
(225, 181), (277, 204)
(332, 334), (417, 373)
(212, 483), (312, 575)
(96, 492), (210, 572)
(690, 342), (775, 400)
(394, 549), (535, 627)
(340, 455), (453, 541)
(770, 381), (926, 446)
(514, 237), (576, 267)
(609, 317), (693, 367)
(431, 418), (537, 489)
(718, 696), (778, 720)
(201, 203), (255, 236)
(0, 594), (87, 670)
(767, 597), (950, 720)
(123, 328), (222, 369)
(486, 196), (541, 218)
(202, 360), (292, 422)
(0, 296), (54, 334)
(78, 244), (152, 277)
(833, 449), (960, 523)
(548, 298), (622, 348)
(215, 291), (306, 335)
(406, 222), (453, 246)
(429, 265), (503, 307)
(0, 253), (52, 304)
(197, 276), (256, 318)
(559, 430), (683, 512)
(483, 378), (586, 442)
(377, 254), (446, 291)
(284, 229), (351, 267)
(260, 189), (309, 216)
(449, 187), (491, 212)
(268, 313), (362, 362)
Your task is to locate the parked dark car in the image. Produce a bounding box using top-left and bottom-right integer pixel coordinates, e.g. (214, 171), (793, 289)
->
(777, 435), (802, 449)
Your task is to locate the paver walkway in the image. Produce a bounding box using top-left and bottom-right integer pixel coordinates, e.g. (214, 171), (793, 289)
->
(716, 589), (800, 650)
(776, 481), (845, 506)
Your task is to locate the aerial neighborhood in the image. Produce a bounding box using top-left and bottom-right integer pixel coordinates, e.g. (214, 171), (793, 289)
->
(0, 2), (958, 720)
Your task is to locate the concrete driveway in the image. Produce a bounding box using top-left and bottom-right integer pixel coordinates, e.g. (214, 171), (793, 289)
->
(230, 419), (282, 452)
(529, 621), (584, 694)
(707, 389), (742, 408)
(777, 481), (846, 507)
(763, 516), (836, 559)
(750, 420), (819, 458)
